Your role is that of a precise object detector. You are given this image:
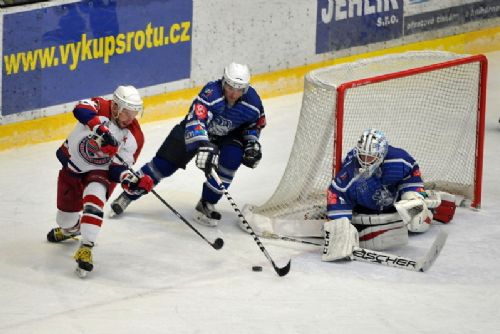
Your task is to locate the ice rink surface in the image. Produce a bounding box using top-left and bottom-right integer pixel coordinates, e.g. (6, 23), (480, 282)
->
(1, 51), (500, 334)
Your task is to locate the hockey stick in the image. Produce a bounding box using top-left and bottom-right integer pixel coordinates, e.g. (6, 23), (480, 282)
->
(262, 231), (323, 246)
(262, 230), (447, 272)
(211, 170), (291, 276)
(114, 154), (224, 250)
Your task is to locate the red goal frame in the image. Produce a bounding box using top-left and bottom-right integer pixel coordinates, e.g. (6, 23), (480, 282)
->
(334, 55), (488, 208)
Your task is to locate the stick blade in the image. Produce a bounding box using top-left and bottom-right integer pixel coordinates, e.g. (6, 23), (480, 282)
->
(417, 229), (448, 272)
(275, 260), (291, 277)
(211, 238), (224, 250)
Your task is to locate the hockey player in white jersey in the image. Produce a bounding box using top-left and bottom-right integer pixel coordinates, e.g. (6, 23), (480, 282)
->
(110, 62), (266, 227)
(322, 129), (457, 262)
(46, 85), (154, 277)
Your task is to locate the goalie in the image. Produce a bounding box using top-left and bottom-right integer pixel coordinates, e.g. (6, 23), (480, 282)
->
(323, 129), (457, 262)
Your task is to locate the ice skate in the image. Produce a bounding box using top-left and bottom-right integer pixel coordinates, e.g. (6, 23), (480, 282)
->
(193, 199), (221, 227)
(74, 243), (94, 278)
(110, 192), (132, 217)
(46, 225), (80, 242)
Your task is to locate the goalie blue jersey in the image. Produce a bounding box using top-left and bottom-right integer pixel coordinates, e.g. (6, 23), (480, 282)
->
(184, 79), (266, 151)
(327, 145), (425, 221)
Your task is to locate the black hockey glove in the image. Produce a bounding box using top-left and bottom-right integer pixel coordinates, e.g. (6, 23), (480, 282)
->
(120, 171), (154, 196)
(94, 124), (119, 157)
(195, 142), (219, 177)
(242, 141), (262, 168)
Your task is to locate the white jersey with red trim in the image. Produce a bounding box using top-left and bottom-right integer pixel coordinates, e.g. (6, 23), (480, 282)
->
(58, 97), (144, 175)
(63, 115), (140, 174)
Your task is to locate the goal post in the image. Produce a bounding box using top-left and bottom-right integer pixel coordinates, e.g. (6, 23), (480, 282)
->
(245, 51), (487, 236)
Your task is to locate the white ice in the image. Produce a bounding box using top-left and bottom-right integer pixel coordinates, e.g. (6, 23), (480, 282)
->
(1, 51), (500, 334)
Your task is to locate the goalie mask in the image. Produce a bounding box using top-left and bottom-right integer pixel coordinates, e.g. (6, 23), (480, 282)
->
(354, 129), (388, 175)
(222, 62), (250, 93)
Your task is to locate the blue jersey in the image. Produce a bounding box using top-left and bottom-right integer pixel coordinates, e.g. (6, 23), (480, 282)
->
(327, 145), (424, 220)
(184, 79), (266, 151)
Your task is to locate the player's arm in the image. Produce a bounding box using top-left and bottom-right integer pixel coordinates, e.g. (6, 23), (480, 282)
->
(382, 155), (432, 232)
(326, 155), (357, 221)
(74, 99), (119, 156)
(241, 95), (266, 168)
(108, 123), (153, 195)
(184, 84), (219, 152)
(322, 161), (359, 262)
(241, 120), (264, 169)
(73, 99), (99, 126)
(183, 89), (220, 177)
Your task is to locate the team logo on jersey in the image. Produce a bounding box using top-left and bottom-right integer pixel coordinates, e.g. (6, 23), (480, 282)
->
(194, 103), (208, 120)
(202, 88), (213, 98)
(327, 189), (338, 204)
(372, 185), (394, 209)
(208, 116), (232, 136)
(78, 135), (112, 166)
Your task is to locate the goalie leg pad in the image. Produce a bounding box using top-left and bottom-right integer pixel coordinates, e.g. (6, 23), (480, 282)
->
(356, 220), (408, 251)
(322, 217), (359, 262)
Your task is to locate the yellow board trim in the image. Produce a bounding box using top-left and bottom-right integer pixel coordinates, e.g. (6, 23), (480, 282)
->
(1, 26), (500, 151)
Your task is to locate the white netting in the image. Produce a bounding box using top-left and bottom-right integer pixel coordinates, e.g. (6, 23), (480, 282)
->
(251, 51), (485, 223)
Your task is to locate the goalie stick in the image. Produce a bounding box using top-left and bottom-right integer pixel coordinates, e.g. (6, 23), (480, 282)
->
(115, 154), (224, 250)
(211, 170), (291, 277)
(262, 230), (447, 272)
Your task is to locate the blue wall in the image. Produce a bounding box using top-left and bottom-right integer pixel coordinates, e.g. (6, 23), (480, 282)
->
(2, 0), (192, 115)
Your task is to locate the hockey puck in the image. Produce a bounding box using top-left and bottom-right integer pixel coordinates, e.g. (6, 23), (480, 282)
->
(252, 266), (263, 272)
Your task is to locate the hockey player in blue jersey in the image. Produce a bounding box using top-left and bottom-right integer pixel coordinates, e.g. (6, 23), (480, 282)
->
(322, 129), (456, 261)
(110, 62), (266, 227)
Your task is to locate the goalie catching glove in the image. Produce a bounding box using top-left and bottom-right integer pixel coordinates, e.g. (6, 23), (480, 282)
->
(395, 191), (434, 233)
(395, 190), (457, 232)
(195, 142), (219, 177)
(120, 171), (154, 196)
(242, 140), (262, 168)
(322, 217), (359, 261)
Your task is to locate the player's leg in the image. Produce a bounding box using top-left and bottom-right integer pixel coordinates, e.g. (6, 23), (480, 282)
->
(47, 169), (83, 242)
(110, 124), (193, 215)
(194, 139), (244, 227)
(73, 171), (113, 275)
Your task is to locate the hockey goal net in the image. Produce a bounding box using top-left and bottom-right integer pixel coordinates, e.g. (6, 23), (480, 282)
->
(246, 51), (486, 233)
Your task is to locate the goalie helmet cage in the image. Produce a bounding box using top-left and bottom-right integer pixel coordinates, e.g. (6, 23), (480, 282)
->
(251, 51), (486, 223)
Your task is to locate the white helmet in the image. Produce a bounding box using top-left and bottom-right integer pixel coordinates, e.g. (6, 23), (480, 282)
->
(354, 129), (388, 175)
(222, 62), (250, 92)
(113, 85), (143, 115)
